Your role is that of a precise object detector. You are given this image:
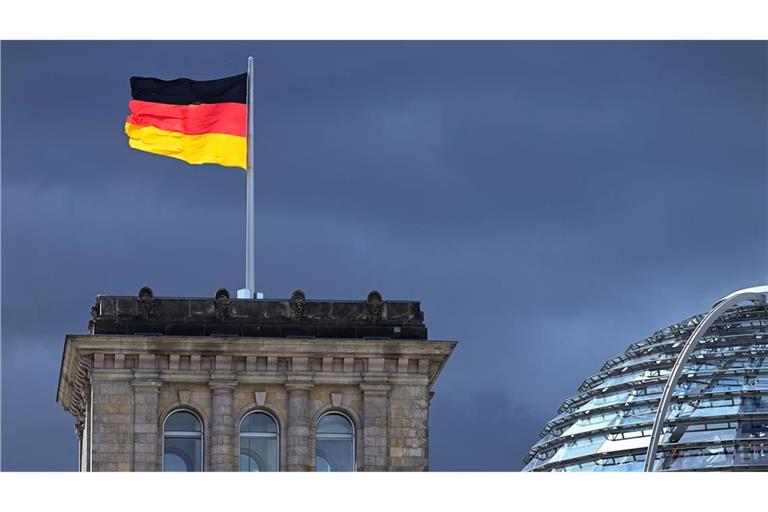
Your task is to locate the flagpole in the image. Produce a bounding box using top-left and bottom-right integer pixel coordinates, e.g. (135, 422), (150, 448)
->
(239, 56), (257, 299)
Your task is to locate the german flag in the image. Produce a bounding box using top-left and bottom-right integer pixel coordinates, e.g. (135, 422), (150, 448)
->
(125, 73), (247, 169)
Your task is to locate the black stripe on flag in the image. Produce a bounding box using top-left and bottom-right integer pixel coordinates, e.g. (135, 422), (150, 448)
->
(130, 73), (247, 105)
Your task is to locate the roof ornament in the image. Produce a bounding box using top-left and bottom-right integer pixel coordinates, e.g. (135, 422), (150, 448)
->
(290, 289), (307, 321)
(214, 288), (231, 320)
(137, 286), (154, 320)
(88, 301), (99, 334)
(366, 290), (384, 321)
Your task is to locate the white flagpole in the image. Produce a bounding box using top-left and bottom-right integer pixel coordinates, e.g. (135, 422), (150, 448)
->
(239, 56), (257, 299)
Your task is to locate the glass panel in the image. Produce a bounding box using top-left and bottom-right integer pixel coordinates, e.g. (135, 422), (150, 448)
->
(657, 446), (733, 471)
(548, 428), (648, 465)
(316, 414), (353, 434)
(548, 436), (604, 463)
(734, 443), (768, 466)
(164, 437), (202, 471)
(555, 457), (645, 472)
(239, 436), (278, 471)
(560, 414), (616, 437)
(668, 397), (746, 419)
(165, 411), (202, 432)
(740, 396), (768, 413)
(597, 434), (649, 453)
(241, 412), (278, 433)
(531, 429), (560, 449)
(594, 460), (645, 472)
(739, 419), (768, 439)
(599, 368), (671, 388)
(523, 448), (558, 470)
(316, 438), (354, 471)
(617, 408), (657, 427)
(663, 424), (737, 445)
(575, 385), (664, 414)
(575, 392), (629, 413)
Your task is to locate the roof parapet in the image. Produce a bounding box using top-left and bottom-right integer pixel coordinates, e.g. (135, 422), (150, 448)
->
(89, 287), (427, 340)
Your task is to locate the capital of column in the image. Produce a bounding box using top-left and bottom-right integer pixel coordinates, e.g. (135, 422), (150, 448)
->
(131, 378), (161, 392)
(285, 383), (314, 393)
(285, 374), (314, 393)
(362, 372), (390, 383)
(132, 369), (160, 380)
(209, 380), (237, 393)
(210, 371), (237, 382)
(360, 383), (391, 396)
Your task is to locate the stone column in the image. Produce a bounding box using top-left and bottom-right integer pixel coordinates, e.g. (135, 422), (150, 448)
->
(132, 378), (161, 471)
(360, 382), (391, 471)
(209, 381), (236, 471)
(286, 380), (313, 471)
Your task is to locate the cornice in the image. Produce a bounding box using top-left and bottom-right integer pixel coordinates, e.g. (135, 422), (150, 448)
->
(57, 335), (456, 419)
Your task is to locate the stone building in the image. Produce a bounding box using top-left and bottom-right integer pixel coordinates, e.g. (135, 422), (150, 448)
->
(56, 287), (455, 471)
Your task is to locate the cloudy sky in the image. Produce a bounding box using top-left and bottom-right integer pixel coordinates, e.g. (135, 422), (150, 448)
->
(1, 41), (766, 470)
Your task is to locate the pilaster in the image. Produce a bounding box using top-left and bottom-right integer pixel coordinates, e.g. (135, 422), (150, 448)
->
(286, 377), (314, 471)
(131, 375), (161, 471)
(360, 378), (391, 471)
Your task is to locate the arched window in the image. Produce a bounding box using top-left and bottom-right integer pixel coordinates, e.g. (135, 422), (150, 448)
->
(163, 410), (203, 472)
(239, 411), (279, 471)
(315, 412), (355, 471)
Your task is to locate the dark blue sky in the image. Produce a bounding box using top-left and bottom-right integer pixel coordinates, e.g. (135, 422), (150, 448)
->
(2, 41), (766, 470)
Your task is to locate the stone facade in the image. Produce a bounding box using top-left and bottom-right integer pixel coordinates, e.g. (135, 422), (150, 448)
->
(57, 289), (455, 472)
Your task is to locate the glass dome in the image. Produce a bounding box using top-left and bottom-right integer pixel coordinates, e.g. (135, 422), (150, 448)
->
(523, 304), (768, 471)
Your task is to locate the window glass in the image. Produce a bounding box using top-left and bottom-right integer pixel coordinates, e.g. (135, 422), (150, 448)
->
(317, 414), (354, 435)
(241, 412), (278, 433)
(315, 413), (354, 471)
(163, 411), (203, 472)
(316, 438), (354, 471)
(240, 437), (278, 471)
(165, 411), (202, 432)
(239, 412), (279, 472)
(164, 437), (202, 472)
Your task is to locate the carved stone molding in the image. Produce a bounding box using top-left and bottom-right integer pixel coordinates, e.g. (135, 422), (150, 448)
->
(178, 390), (191, 405)
(254, 390), (267, 406)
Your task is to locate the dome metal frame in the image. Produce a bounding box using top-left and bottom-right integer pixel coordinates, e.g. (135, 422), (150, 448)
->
(644, 285), (768, 471)
(523, 285), (768, 472)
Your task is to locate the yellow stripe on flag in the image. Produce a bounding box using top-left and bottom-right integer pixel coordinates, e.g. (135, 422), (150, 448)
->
(125, 122), (246, 169)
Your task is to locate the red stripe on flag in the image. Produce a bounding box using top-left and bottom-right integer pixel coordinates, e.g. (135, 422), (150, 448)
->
(126, 100), (247, 137)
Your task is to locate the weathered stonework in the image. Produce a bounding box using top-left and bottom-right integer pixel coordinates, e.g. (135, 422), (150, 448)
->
(57, 289), (455, 472)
